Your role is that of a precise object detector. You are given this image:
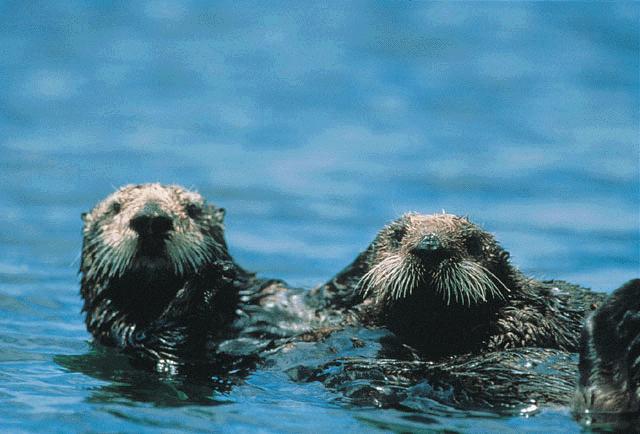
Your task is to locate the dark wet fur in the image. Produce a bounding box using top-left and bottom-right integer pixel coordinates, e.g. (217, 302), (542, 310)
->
(81, 256), (260, 368)
(574, 279), (640, 427)
(291, 347), (578, 412)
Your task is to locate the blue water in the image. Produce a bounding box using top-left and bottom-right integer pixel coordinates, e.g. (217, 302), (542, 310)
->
(1, 1), (638, 432)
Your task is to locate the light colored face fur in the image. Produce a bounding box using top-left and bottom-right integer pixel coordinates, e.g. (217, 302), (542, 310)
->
(81, 183), (226, 282)
(359, 213), (511, 306)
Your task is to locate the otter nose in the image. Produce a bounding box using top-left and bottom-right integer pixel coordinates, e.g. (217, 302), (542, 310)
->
(130, 204), (173, 236)
(411, 234), (442, 256)
(130, 214), (173, 236)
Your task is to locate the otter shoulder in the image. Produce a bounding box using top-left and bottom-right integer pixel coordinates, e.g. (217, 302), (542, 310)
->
(574, 279), (640, 427)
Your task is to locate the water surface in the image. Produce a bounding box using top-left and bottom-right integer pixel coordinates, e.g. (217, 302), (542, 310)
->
(0, 1), (638, 432)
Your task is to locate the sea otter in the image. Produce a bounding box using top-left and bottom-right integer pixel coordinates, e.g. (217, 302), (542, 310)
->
(80, 183), (311, 371)
(574, 279), (640, 426)
(310, 212), (605, 358)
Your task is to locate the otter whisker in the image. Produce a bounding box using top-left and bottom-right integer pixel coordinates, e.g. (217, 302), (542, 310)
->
(403, 262), (416, 298)
(459, 262), (486, 306)
(178, 240), (191, 275)
(358, 255), (412, 302)
(358, 259), (386, 297)
(462, 265), (486, 303)
(395, 260), (412, 300)
(475, 263), (510, 299)
(116, 238), (137, 277)
(390, 272), (403, 301)
(389, 260), (404, 300)
(404, 268), (414, 298)
(399, 266), (410, 299)
(92, 244), (115, 280)
(184, 244), (200, 275)
(432, 260), (503, 307)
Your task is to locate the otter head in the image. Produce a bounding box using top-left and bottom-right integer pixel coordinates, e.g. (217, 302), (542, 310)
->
(359, 213), (513, 308)
(80, 183), (228, 287)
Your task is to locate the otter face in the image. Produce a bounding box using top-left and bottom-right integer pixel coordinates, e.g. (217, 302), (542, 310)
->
(81, 183), (227, 282)
(359, 213), (511, 307)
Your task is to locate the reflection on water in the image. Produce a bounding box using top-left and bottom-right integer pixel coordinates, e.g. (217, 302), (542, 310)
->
(55, 347), (222, 407)
(0, 1), (637, 432)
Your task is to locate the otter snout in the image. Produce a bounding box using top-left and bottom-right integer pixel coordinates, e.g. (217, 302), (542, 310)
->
(410, 234), (442, 256)
(130, 203), (174, 237)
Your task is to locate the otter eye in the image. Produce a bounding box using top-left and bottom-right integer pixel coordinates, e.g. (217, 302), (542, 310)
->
(111, 202), (121, 214)
(186, 203), (202, 218)
(465, 236), (483, 256)
(391, 227), (406, 242)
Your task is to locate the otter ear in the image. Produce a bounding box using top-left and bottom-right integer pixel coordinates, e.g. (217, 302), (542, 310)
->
(213, 207), (225, 223)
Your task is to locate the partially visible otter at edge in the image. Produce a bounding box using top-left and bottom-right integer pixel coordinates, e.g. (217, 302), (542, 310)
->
(574, 279), (640, 427)
(80, 183), (310, 372)
(313, 212), (605, 357)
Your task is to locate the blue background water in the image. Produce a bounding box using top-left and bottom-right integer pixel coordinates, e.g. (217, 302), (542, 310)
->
(0, 1), (638, 432)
